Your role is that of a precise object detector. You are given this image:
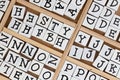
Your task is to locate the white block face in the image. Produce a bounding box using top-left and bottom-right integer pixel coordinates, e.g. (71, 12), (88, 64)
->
(105, 61), (120, 76)
(23, 12), (38, 27)
(69, 45), (83, 60)
(54, 36), (68, 51)
(8, 37), (24, 53)
(75, 31), (90, 46)
(0, 11), (4, 21)
(70, 77), (79, 80)
(41, 0), (56, 11)
(38, 68), (54, 80)
(0, 32), (12, 47)
(11, 5), (26, 19)
(61, 61), (76, 76)
(82, 48), (96, 62)
(82, 14), (98, 29)
(99, 44), (114, 60)
(105, 26), (119, 40)
(34, 49), (50, 64)
(0, 59), (3, 65)
(0, 0), (10, 11)
(29, 0), (42, 7)
(59, 0), (71, 4)
(88, 36), (104, 51)
(46, 54), (60, 69)
(73, 66), (88, 80)
(107, 0), (120, 11)
(85, 71), (100, 80)
(100, 7), (115, 21)
(59, 24), (74, 39)
(37, 13), (52, 28)
(92, 56), (108, 71)
(95, 17), (110, 33)
(117, 69), (120, 78)
(19, 24), (34, 38)
(0, 62), (14, 77)
(22, 73), (37, 80)
(8, 18), (23, 32)
(0, 44), (8, 59)
(53, 1), (68, 16)
(57, 72), (71, 80)
(94, 0), (107, 5)
(88, 2), (103, 18)
(48, 19), (63, 34)
(110, 14), (120, 29)
(28, 60), (44, 75)
(21, 43), (38, 59)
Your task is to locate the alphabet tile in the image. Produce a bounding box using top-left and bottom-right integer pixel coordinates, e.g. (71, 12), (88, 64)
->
(11, 5), (26, 19)
(69, 45), (83, 60)
(8, 18), (23, 32)
(28, 60), (44, 75)
(34, 48), (50, 64)
(82, 48), (96, 62)
(99, 44), (114, 60)
(92, 56), (108, 71)
(0, 32), (12, 47)
(105, 26), (119, 40)
(0, 11), (4, 21)
(38, 68), (54, 80)
(75, 31), (91, 46)
(94, 0), (107, 5)
(37, 13), (52, 28)
(23, 11), (38, 27)
(88, 36), (104, 51)
(0, 62), (14, 77)
(105, 61), (120, 76)
(82, 14), (98, 29)
(0, 44), (8, 59)
(88, 2), (103, 17)
(0, 0), (10, 11)
(46, 54), (60, 69)
(29, 0), (42, 7)
(57, 72), (71, 80)
(22, 73), (37, 80)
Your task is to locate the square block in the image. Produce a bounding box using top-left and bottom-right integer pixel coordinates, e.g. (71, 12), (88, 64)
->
(43, 30), (58, 45)
(23, 11), (38, 26)
(88, 2), (103, 17)
(37, 13), (52, 28)
(107, 0), (120, 11)
(54, 35), (68, 51)
(99, 44), (114, 60)
(82, 14), (98, 29)
(88, 36), (104, 51)
(82, 48), (96, 62)
(29, 0), (42, 7)
(100, 77), (108, 80)
(0, 44), (8, 59)
(105, 61), (120, 76)
(53, 1), (67, 16)
(69, 45), (83, 60)
(59, 24), (74, 39)
(0, 0), (10, 11)
(46, 54), (60, 69)
(28, 60), (44, 75)
(94, 0), (107, 5)
(0, 11), (4, 21)
(22, 73), (37, 80)
(85, 71), (100, 80)
(75, 31), (91, 46)
(105, 26), (119, 40)
(34, 48), (50, 64)
(92, 56), (108, 71)
(57, 72), (71, 80)
(8, 37), (25, 53)
(48, 19), (63, 34)
(21, 43), (38, 59)
(73, 66), (88, 80)
(41, 0), (56, 11)
(100, 6), (115, 21)
(19, 24), (34, 38)
(61, 61), (76, 76)
(95, 17), (110, 33)
(8, 18), (23, 32)
(11, 5), (26, 19)
(38, 68), (54, 80)
(0, 62), (14, 77)
(0, 32), (12, 47)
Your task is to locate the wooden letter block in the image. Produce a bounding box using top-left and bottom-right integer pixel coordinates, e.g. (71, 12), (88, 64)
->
(22, 73), (37, 80)
(94, 0), (107, 5)
(82, 14), (98, 29)
(57, 72), (71, 80)
(11, 5), (26, 19)
(69, 45), (83, 60)
(29, 0), (42, 7)
(88, 36), (104, 51)
(0, 11), (4, 21)
(82, 48), (96, 62)
(92, 56), (108, 71)
(0, 44), (8, 59)
(75, 31), (91, 46)
(0, 0), (10, 12)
